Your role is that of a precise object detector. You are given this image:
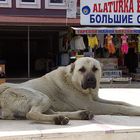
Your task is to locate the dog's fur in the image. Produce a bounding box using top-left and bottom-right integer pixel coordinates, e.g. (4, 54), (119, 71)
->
(0, 57), (140, 125)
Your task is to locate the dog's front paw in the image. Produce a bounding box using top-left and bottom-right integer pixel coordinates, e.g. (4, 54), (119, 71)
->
(54, 116), (69, 125)
(80, 111), (94, 120)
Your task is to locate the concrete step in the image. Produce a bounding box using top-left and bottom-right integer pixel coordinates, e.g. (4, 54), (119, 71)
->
(0, 115), (140, 140)
(0, 88), (140, 140)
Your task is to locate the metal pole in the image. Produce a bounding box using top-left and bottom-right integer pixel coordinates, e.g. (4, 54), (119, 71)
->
(27, 26), (30, 78)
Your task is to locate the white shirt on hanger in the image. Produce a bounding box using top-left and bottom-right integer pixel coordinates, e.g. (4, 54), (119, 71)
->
(70, 36), (86, 50)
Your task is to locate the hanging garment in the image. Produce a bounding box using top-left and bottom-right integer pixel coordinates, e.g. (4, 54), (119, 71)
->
(105, 35), (115, 54)
(113, 34), (121, 48)
(97, 34), (104, 48)
(87, 35), (98, 49)
(137, 35), (140, 53)
(124, 48), (138, 73)
(70, 36), (86, 50)
(62, 35), (69, 52)
(121, 34), (129, 54)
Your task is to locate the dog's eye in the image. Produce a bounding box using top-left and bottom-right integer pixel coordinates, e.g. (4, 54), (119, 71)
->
(79, 67), (86, 73)
(92, 66), (98, 72)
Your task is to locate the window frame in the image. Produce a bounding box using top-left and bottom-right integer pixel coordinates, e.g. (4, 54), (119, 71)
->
(0, 0), (7, 3)
(45, 0), (67, 9)
(21, 0), (35, 3)
(16, 0), (41, 9)
(0, 0), (12, 8)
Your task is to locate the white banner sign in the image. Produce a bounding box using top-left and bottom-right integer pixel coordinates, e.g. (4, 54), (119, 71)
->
(80, 0), (140, 26)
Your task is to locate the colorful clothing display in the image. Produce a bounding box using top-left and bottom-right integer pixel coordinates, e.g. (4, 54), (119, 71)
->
(121, 34), (128, 54)
(105, 34), (115, 54)
(87, 35), (98, 49)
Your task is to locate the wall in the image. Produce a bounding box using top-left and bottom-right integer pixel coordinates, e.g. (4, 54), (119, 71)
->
(0, 0), (66, 17)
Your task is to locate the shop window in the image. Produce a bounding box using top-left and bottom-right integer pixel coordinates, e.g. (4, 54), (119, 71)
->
(0, 0), (12, 8)
(21, 0), (35, 2)
(50, 0), (64, 5)
(16, 0), (41, 9)
(45, 0), (67, 9)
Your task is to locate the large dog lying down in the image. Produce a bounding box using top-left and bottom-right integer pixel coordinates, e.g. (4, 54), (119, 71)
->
(0, 57), (140, 125)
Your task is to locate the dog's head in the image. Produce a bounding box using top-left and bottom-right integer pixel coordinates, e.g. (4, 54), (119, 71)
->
(69, 57), (101, 90)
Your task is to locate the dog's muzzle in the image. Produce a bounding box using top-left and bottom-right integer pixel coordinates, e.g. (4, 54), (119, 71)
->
(81, 74), (97, 89)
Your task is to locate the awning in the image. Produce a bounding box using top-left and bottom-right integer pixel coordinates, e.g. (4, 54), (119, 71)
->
(72, 27), (140, 34)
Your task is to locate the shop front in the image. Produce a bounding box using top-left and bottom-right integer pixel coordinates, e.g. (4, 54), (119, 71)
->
(0, 26), (67, 81)
(64, 0), (140, 83)
(69, 27), (140, 82)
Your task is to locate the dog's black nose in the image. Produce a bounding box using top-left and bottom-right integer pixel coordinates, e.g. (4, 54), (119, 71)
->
(87, 77), (96, 87)
(82, 75), (97, 89)
(87, 76), (96, 82)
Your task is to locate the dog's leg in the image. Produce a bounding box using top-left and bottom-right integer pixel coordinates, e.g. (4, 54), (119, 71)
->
(49, 109), (94, 120)
(1, 108), (15, 120)
(26, 106), (69, 125)
(95, 97), (132, 106)
(87, 100), (140, 115)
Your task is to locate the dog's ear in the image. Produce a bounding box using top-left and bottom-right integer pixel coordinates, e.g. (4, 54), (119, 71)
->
(70, 63), (75, 73)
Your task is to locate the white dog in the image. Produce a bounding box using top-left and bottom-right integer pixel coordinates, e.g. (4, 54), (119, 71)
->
(0, 57), (140, 125)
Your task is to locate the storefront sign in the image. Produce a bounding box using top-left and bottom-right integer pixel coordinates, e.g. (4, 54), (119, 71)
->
(72, 27), (140, 34)
(80, 0), (140, 25)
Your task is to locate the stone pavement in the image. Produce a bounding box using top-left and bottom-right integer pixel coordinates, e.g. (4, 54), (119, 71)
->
(0, 88), (140, 140)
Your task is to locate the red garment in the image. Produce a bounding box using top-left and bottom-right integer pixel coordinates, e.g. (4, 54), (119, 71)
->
(121, 34), (128, 54)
